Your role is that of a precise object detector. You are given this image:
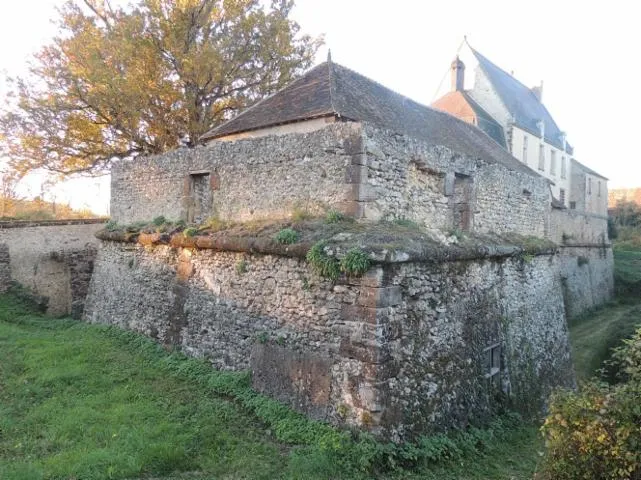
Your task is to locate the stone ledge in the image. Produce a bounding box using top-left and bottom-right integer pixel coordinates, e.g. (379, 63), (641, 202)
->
(96, 225), (560, 266)
(0, 218), (107, 229)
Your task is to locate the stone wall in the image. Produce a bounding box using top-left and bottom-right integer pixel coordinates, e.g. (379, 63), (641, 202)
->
(0, 220), (103, 317)
(549, 208), (608, 244)
(360, 124), (548, 236)
(84, 238), (573, 440)
(559, 245), (614, 319)
(110, 123), (361, 224)
(111, 122), (550, 240)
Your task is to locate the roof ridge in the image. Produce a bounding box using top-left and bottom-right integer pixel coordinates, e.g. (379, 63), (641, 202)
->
(200, 62), (332, 141)
(471, 48), (539, 97)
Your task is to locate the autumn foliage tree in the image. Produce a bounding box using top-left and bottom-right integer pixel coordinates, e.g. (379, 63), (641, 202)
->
(0, 0), (321, 175)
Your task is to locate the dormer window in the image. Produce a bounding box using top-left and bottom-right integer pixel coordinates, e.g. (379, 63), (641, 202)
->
(536, 120), (545, 139)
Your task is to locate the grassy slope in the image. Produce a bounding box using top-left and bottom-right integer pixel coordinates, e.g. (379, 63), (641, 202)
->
(569, 245), (641, 381)
(0, 298), (286, 480)
(0, 294), (544, 480)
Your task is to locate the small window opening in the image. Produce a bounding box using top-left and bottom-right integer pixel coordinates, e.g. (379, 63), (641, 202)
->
(559, 188), (566, 206)
(570, 201), (577, 210)
(484, 343), (501, 387)
(538, 144), (545, 171)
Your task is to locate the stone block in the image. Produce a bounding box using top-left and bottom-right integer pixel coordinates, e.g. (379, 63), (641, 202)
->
(251, 343), (332, 420)
(344, 164), (368, 184)
(358, 286), (402, 308)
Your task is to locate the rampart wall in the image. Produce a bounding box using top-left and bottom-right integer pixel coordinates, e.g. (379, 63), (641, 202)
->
(0, 219), (104, 317)
(84, 238), (573, 440)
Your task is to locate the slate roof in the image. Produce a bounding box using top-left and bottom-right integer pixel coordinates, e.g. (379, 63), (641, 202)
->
(202, 60), (538, 177)
(471, 49), (573, 154)
(460, 91), (507, 148)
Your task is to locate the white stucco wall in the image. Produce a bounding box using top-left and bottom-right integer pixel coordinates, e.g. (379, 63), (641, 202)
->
(214, 117), (335, 142)
(468, 67), (511, 127)
(510, 126), (571, 205)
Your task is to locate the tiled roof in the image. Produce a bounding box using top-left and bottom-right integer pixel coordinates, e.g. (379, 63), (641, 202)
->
(430, 91), (506, 148)
(471, 49), (573, 154)
(202, 60), (538, 177)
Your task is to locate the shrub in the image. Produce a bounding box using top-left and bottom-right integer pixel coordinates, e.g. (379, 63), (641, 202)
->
(105, 220), (119, 231)
(540, 327), (641, 480)
(340, 248), (371, 276)
(274, 228), (300, 245)
(306, 241), (340, 280)
(182, 227), (197, 237)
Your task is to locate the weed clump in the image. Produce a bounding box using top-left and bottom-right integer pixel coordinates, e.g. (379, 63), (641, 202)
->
(274, 228), (300, 245)
(306, 241), (340, 280)
(340, 248), (371, 276)
(182, 227), (197, 238)
(325, 209), (346, 224)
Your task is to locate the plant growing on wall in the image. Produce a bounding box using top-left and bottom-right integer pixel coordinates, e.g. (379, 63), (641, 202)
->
(306, 241), (340, 280)
(339, 248), (371, 276)
(274, 228), (300, 245)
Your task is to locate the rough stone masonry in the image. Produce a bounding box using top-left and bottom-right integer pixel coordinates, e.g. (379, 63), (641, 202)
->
(85, 121), (610, 440)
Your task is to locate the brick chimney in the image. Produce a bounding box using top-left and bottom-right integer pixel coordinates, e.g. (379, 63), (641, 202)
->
(531, 81), (543, 102)
(451, 56), (465, 92)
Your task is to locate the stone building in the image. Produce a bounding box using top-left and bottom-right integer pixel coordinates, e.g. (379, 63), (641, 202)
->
(432, 47), (609, 216)
(85, 54), (613, 441)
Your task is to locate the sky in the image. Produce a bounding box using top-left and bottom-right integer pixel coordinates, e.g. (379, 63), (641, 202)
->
(0, 0), (639, 215)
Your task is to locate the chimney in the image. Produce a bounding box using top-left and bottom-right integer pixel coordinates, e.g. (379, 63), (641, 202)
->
(450, 56), (465, 92)
(531, 80), (543, 102)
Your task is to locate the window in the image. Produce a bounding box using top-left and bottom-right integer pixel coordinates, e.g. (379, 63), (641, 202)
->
(538, 144), (545, 171)
(588, 177), (592, 195)
(484, 343), (501, 387)
(550, 150), (556, 176)
(522, 135), (528, 164)
(570, 201), (576, 210)
(561, 156), (567, 179)
(559, 188), (566, 205)
(598, 181), (602, 197)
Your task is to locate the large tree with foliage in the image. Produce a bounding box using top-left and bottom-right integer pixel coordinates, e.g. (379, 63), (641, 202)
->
(0, 0), (321, 175)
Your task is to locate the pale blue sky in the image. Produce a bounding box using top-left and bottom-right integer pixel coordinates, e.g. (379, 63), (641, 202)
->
(1, 0), (639, 214)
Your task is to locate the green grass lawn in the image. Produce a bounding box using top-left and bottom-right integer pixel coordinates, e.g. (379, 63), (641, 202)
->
(0, 292), (545, 480)
(569, 246), (641, 381)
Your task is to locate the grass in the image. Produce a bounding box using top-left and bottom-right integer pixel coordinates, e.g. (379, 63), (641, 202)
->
(0, 292), (545, 480)
(569, 243), (641, 381)
(0, 295), (285, 480)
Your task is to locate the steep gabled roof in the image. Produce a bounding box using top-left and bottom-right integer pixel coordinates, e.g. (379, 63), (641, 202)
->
(471, 49), (572, 154)
(202, 60), (538, 177)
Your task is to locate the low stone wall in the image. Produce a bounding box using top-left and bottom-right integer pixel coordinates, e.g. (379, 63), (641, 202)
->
(559, 245), (614, 318)
(0, 220), (104, 317)
(110, 123), (550, 240)
(549, 208), (608, 244)
(84, 238), (573, 440)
